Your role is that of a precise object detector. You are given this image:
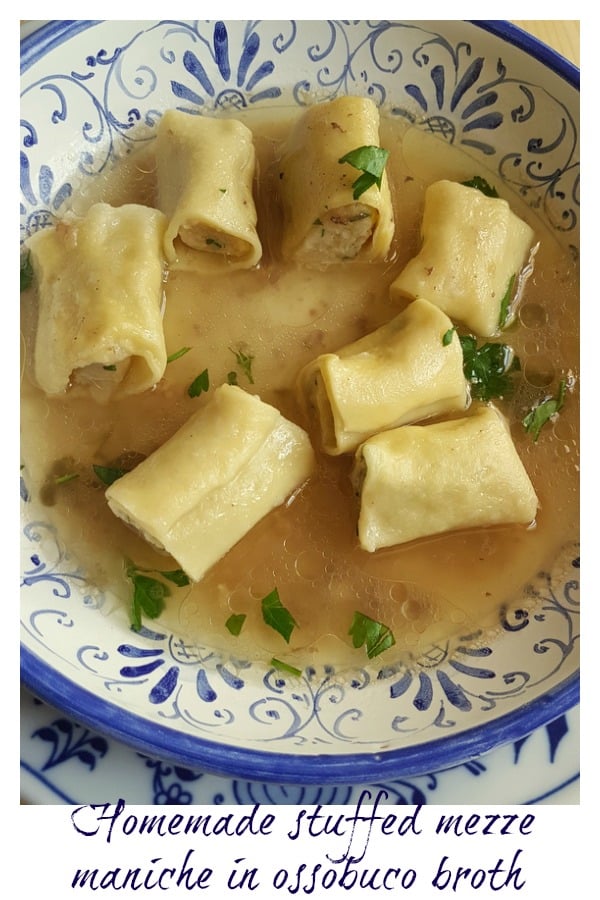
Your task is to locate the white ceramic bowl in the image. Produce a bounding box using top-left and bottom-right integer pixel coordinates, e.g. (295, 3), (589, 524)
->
(20, 20), (579, 784)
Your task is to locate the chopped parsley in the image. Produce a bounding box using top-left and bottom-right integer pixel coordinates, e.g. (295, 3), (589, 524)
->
(188, 368), (210, 397)
(348, 611), (395, 659)
(461, 175), (499, 198)
(229, 346), (255, 384)
(227, 370), (239, 386)
(93, 464), (127, 486)
(338, 145), (390, 200)
(270, 657), (302, 677)
(206, 237), (224, 249)
(126, 562), (191, 631)
(54, 472), (79, 486)
(498, 273), (516, 329)
(261, 587), (297, 644)
(167, 346), (192, 363)
(103, 364), (117, 371)
(459, 335), (520, 402)
(225, 613), (247, 636)
(442, 327), (456, 347)
(523, 378), (567, 441)
(20, 250), (34, 291)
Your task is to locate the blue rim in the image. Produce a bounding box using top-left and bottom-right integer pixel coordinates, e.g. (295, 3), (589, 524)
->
(471, 19), (580, 86)
(20, 19), (580, 784)
(21, 644), (580, 784)
(20, 20), (101, 74)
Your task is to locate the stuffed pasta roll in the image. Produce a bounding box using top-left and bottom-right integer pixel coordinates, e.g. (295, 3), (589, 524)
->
(351, 405), (539, 552)
(389, 179), (536, 336)
(105, 384), (315, 582)
(155, 109), (262, 272)
(278, 96), (395, 265)
(26, 202), (168, 399)
(297, 298), (469, 455)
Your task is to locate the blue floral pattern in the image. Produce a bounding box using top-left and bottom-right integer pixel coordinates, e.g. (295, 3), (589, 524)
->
(22, 692), (579, 805)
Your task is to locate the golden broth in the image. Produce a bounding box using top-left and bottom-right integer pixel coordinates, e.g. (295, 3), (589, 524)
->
(20, 107), (580, 670)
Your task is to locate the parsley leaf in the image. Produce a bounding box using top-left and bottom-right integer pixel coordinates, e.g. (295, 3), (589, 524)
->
(459, 335), (520, 401)
(261, 587), (297, 643)
(229, 346), (255, 384)
(270, 657), (302, 677)
(442, 327), (456, 347)
(54, 472), (79, 486)
(128, 572), (170, 631)
(348, 611), (395, 659)
(498, 273), (516, 329)
(227, 370), (239, 386)
(167, 346), (192, 363)
(188, 368), (209, 397)
(461, 175), (499, 198)
(20, 250), (34, 291)
(93, 464), (127, 486)
(338, 145), (390, 200)
(523, 378), (567, 441)
(159, 568), (191, 587)
(225, 613), (246, 636)
(126, 562), (190, 631)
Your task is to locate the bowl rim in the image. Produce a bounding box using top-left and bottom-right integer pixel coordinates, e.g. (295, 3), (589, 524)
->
(471, 19), (579, 86)
(20, 17), (580, 785)
(21, 644), (579, 783)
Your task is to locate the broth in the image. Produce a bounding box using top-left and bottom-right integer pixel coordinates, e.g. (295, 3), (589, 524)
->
(20, 106), (580, 670)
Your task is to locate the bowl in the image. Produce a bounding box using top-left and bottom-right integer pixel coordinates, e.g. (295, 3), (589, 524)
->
(20, 19), (579, 785)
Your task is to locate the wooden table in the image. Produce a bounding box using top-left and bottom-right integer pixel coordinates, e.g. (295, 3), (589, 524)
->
(511, 20), (579, 67)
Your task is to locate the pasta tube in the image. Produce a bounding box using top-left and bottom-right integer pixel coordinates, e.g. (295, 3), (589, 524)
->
(297, 298), (469, 455)
(155, 109), (262, 272)
(352, 405), (539, 552)
(27, 202), (168, 399)
(389, 179), (536, 336)
(278, 96), (395, 265)
(105, 385), (315, 582)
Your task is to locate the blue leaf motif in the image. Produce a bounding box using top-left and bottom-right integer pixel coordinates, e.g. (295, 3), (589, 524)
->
(183, 49), (215, 96)
(214, 21), (231, 81)
(414, 672), (433, 711)
(149, 665), (179, 703)
(196, 668), (217, 702)
(238, 31), (260, 87)
(437, 670), (472, 711)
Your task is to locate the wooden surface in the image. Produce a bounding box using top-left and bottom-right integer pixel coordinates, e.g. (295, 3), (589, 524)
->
(511, 20), (579, 67)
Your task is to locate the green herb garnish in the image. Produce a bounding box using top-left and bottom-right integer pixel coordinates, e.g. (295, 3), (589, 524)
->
(523, 378), (567, 441)
(348, 611), (395, 659)
(188, 368), (210, 397)
(338, 145), (390, 200)
(229, 346), (255, 384)
(103, 364), (117, 371)
(442, 327), (456, 347)
(227, 370), (239, 386)
(461, 175), (499, 198)
(498, 273), (516, 329)
(20, 250), (34, 291)
(54, 472), (79, 486)
(225, 613), (247, 636)
(126, 562), (191, 631)
(206, 237), (224, 249)
(93, 464), (127, 486)
(167, 346), (192, 363)
(270, 657), (302, 677)
(261, 587), (297, 644)
(160, 568), (191, 587)
(459, 335), (520, 401)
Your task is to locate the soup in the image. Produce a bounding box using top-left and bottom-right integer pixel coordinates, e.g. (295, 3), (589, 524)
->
(20, 105), (579, 670)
